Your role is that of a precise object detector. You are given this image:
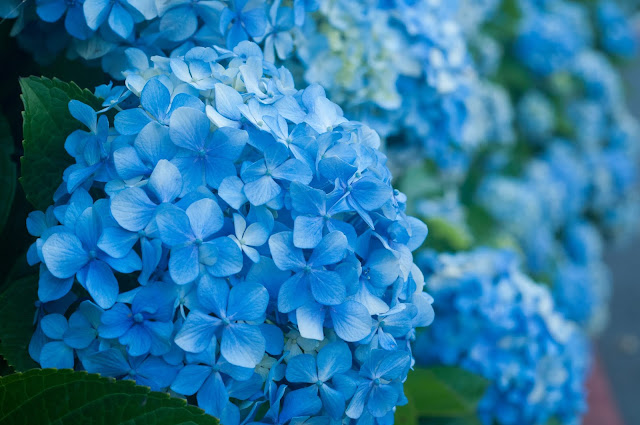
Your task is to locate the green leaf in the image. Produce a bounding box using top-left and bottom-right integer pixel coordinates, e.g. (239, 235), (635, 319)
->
(396, 367), (489, 425)
(19, 76), (103, 211)
(0, 113), (16, 233)
(423, 217), (473, 252)
(0, 368), (219, 425)
(0, 275), (39, 372)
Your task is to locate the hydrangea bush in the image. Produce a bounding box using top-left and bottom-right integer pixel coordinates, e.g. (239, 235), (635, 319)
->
(23, 41), (434, 423)
(401, 0), (640, 332)
(414, 248), (591, 425)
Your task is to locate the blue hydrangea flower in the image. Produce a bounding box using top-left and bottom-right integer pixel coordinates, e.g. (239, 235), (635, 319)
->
(29, 42), (432, 424)
(414, 249), (590, 425)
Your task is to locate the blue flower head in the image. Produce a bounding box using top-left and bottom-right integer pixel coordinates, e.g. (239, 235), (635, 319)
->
(414, 249), (590, 425)
(29, 42), (433, 424)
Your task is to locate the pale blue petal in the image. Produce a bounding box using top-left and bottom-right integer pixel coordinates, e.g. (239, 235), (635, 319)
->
(243, 175), (281, 206)
(268, 231), (306, 271)
(82, 260), (118, 309)
(221, 323), (265, 368)
(186, 198), (224, 239)
(295, 302), (325, 341)
(169, 246), (200, 285)
(317, 341), (351, 382)
(205, 237), (243, 277)
(110, 187), (157, 232)
(285, 353), (317, 384)
(308, 231), (347, 267)
(156, 205), (194, 246)
(171, 364), (212, 396)
(175, 310), (221, 353)
(42, 232), (89, 279)
(227, 282), (268, 322)
(308, 270), (345, 306)
(170, 107), (210, 151)
(330, 300), (372, 342)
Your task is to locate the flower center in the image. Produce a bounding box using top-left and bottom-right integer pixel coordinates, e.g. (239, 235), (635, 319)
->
(133, 313), (144, 323)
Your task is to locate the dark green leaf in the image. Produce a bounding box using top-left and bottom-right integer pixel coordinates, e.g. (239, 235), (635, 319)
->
(396, 367), (489, 425)
(0, 113), (16, 233)
(19, 76), (103, 211)
(0, 275), (39, 372)
(0, 368), (219, 425)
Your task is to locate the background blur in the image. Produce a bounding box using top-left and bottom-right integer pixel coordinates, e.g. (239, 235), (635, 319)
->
(600, 55), (640, 425)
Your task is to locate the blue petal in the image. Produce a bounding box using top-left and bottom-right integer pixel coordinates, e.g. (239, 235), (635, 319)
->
(351, 176), (392, 211)
(268, 232), (306, 271)
(160, 6), (198, 42)
(97, 226), (138, 258)
(279, 387), (322, 424)
(175, 310), (221, 353)
(317, 341), (352, 382)
(170, 107), (210, 151)
(69, 100), (97, 132)
(309, 270), (345, 306)
(40, 313), (68, 339)
(38, 266), (74, 302)
(171, 364), (211, 396)
(272, 159), (313, 184)
(205, 237), (244, 277)
(296, 302), (326, 341)
(214, 83), (243, 120)
(308, 231), (347, 267)
(156, 205), (194, 246)
(98, 302), (133, 338)
(42, 232), (89, 279)
(141, 78), (171, 122)
(110, 187), (157, 232)
(108, 2), (134, 39)
(226, 282), (268, 322)
(84, 260), (118, 309)
(329, 300), (372, 342)
(134, 121), (176, 164)
(169, 245), (200, 285)
(114, 108), (152, 135)
(40, 341), (74, 369)
(221, 323), (265, 368)
(367, 385), (398, 418)
(81, 348), (130, 376)
(260, 323), (284, 356)
(83, 0), (111, 30)
(113, 146), (148, 180)
(285, 353), (317, 384)
(319, 384), (346, 419)
(197, 274), (229, 317)
(277, 273), (313, 313)
(36, 0), (66, 23)
(243, 175), (281, 206)
(197, 372), (228, 416)
(186, 198), (224, 240)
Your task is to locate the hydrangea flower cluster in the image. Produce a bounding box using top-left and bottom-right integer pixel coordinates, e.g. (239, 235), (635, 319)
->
(289, 0), (478, 177)
(1, 0), (319, 71)
(413, 249), (590, 425)
(25, 41), (435, 424)
(3, 0), (485, 180)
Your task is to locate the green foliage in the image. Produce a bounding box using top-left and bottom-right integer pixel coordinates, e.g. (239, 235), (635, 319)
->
(0, 368), (219, 425)
(0, 275), (39, 372)
(0, 113), (16, 233)
(423, 217), (473, 252)
(396, 367), (489, 425)
(19, 76), (103, 211)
